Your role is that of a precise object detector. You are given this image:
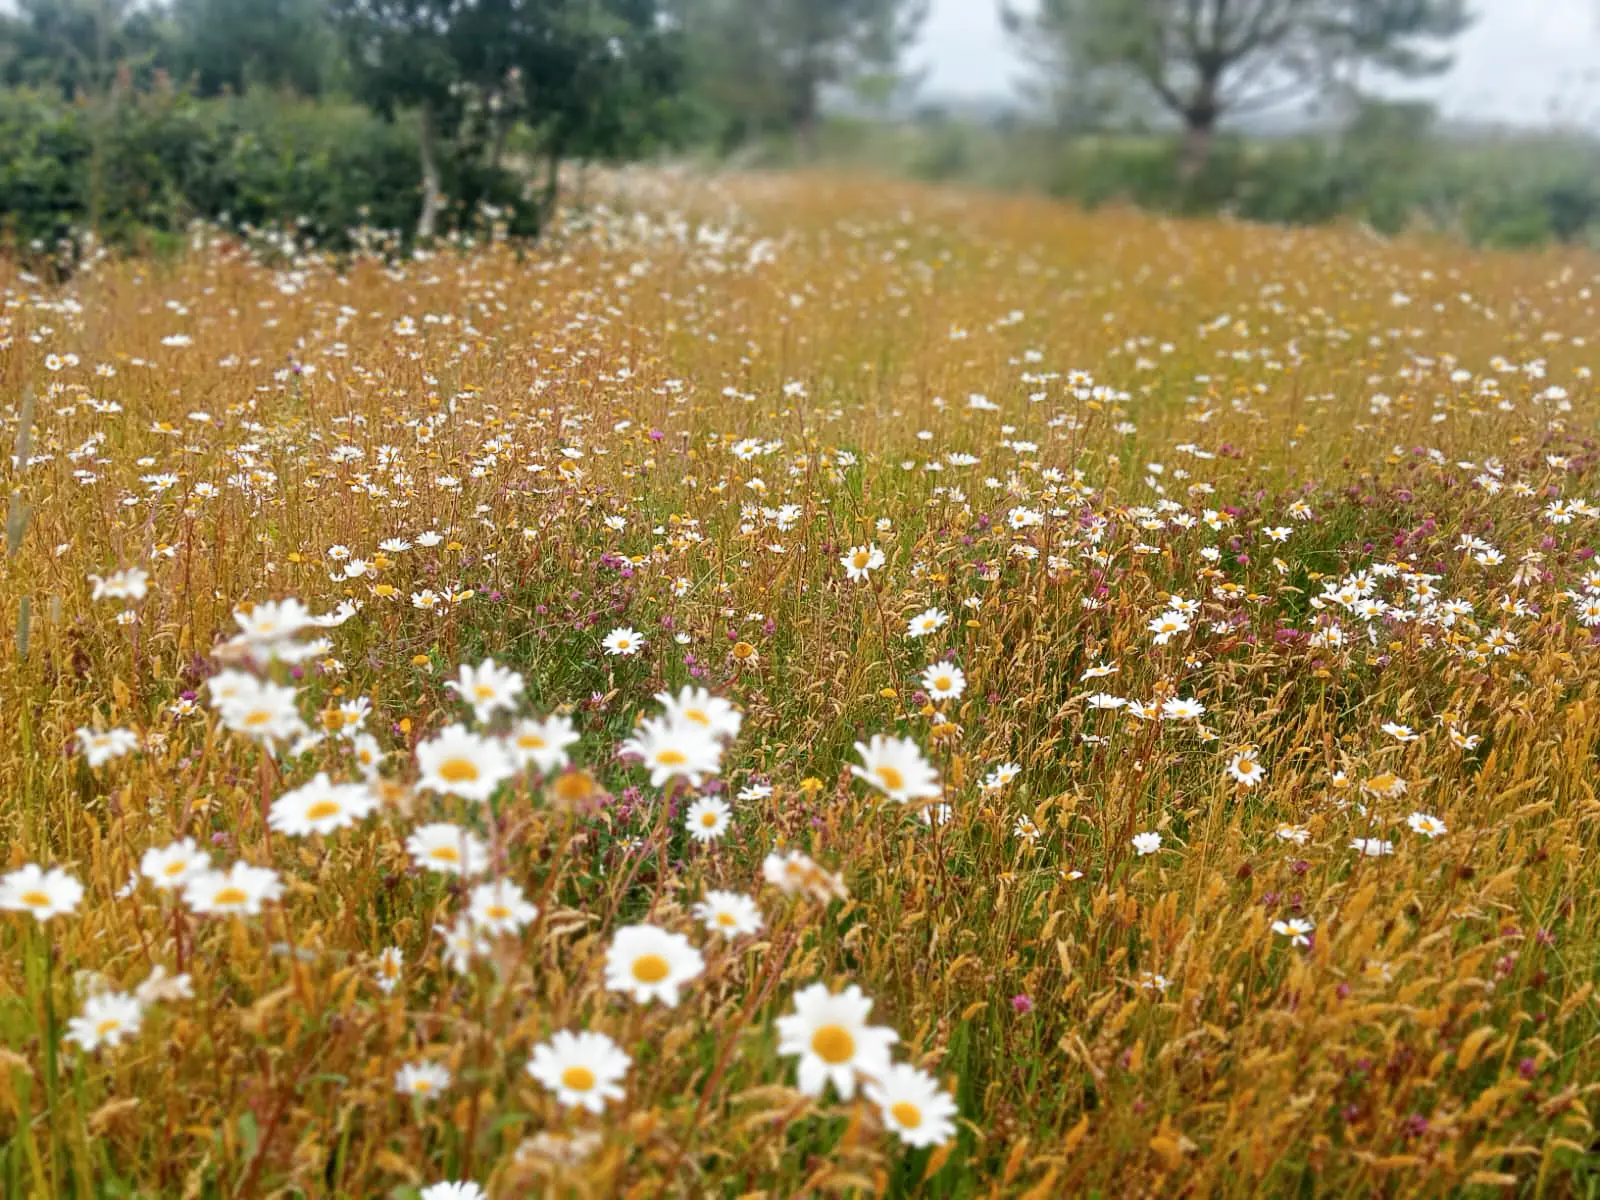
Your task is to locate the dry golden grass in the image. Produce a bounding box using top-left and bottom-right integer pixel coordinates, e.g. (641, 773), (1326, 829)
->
(2, 171), (1599, 1198)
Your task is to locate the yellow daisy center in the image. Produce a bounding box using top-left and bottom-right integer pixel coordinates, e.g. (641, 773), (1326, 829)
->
(875, 765), (905, 791)
(412, 1079), (433, 1093)
(715, 912), (736, 927)
(655, 749), (688, 766)
(890, 1101), (923, 1129)
(243, 709), (273, 727)
(95, 1019), (123, 1036)
(484, 904), (511, 921)
(438, 758), (480, 783)
(518, 734), (547, 749)
(631, 954), (670, 983)
(934, 675), (952, 691)
(684, 709), (710, 726)
(561, 1065), (596, 1091)
(430, 846), (461, 863)
(19, 890), (50, 908)
(163, 861), (187, 877)
(472, 684), (496, 701)
(852, 551), (869, 568)
(212, 886), (248, 906)
(700, 811), (719, 827)
(304, 800), (342, 821)
(553, 770), (597, 802)
(811, 1025), (855, 1065)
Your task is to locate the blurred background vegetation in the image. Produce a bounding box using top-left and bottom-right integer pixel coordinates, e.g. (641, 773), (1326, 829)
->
(0, 0), (1596, 264)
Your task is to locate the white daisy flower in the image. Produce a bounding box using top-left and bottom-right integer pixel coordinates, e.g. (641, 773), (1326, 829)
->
(64, 991), (144, 1053)
(776, 982), (898, 1099)
(851, 735), (941, 804)
(406, 823), (489, 876)
(693, 890), (763, 938)
(184, 862), (283, 917)
(685, 796), (732, 842)
(526, 1030), (630, 1113)
(603, 924), (705, 1007)
(445, 658), (525, 725)
(865, 1063), (958, 1148)
(466, 879), (537, 936)
(0, 865), (84, 922)
(507, 714), (579, 775)
(139, 839), (210, 891)
(602, 626), (644, 656)
(416, 724), (515, 802)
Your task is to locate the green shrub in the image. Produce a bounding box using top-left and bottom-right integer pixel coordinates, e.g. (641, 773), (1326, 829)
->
(0, 86), (532, 264)
(815, 114), (1600, 250)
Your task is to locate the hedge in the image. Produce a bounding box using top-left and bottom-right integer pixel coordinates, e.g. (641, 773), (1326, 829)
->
(0, 87), (535, 262)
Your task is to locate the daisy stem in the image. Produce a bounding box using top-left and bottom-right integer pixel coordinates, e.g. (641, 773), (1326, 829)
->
(731, 1096), (811, 1190)
(31, 923), (60, 1099)
(644, 777), (680, 922)
(684, 920), (795, 1137)
(868, 576), (895, 682)
(529, 802), (574, 930)
(607, 777), (676, 927)
(458, 971), (490, 1179)
(697, 928), (790, 1126)
(256, 752), (274, 856)
(276, 901), (311, 1010)
(173, 902), (186, 973)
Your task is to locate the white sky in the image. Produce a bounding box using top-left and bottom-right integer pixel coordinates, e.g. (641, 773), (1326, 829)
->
(915, 0), (1600, 127)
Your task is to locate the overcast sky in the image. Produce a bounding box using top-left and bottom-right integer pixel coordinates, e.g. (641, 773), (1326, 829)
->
(915, 0), (1600, 127)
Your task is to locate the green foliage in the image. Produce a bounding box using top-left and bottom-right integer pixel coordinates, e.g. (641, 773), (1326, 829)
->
(0, 87), (530, 262)
(1003, 0), (1472, 171)
(777, 110), (1600, 250)
(681, 0), (927, 148)
(1049, 131), (1600, 248)
(0, 0), (687, 247)
(168, 0), (338, 97)
(0, 0), (172, 98)
(332, 0), (685, 237)
(0, 0), (342, 103)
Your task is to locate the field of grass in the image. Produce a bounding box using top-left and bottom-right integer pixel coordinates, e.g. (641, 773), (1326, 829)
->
(2, 170), (1599, 1197)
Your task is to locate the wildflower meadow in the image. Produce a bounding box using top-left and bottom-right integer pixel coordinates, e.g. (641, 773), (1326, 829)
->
(3, 172), (1600, 1197)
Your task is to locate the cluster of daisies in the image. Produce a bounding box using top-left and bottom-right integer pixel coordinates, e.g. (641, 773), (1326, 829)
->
(16, 589), (967, 1194)
(397, 654), (960, 1152)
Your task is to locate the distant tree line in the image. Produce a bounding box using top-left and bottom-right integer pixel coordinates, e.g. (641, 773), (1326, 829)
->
(2, 0), (1594, 254)
(1002, 0), (1474, 174)
(0, 0), (933, 248)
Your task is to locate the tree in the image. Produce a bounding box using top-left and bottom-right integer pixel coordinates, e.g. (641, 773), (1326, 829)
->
(334, 0), (682, 240)
(1003, 0), (1472, 175)
(333, 0), (464, 238)
(0, 0), (176, 237)
(169, 0), (336, 97)
(504, 0), (686, 217)
(684, 0), (928, 151)
(0, 0), (172, 98)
